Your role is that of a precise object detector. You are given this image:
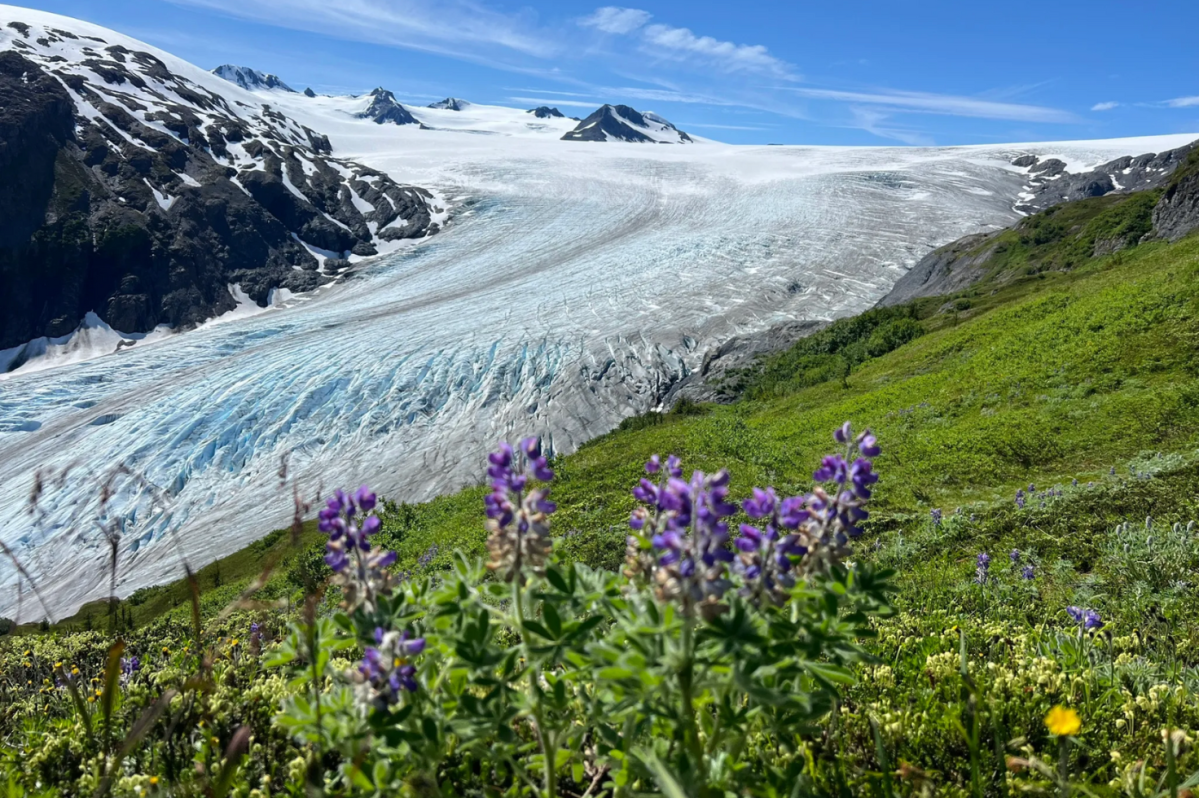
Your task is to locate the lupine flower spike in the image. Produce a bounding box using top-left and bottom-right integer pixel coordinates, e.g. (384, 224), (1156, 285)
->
(975, 553), (991, 585)
(318, 485), (396, 611)
(484, 437), (557, 583)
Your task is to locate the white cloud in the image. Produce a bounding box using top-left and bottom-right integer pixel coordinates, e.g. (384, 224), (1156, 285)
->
(1091, 101), (1119, 111)
(508, 97), (601, 108)
(169, 0), (556, 61)
(785, 87), (1077, 123)
(579, 7), (652, 35)
(1166, 96), (1199, 108)
(640, 23), (795, 78)
(849, 107), (934, 146)
(682, 122), (773, 131)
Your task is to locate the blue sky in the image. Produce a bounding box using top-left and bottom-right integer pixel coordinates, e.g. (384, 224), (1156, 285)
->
(16, 0), (1199, 145)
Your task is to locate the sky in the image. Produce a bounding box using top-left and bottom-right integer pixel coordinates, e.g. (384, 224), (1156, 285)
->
(10, 0), (1199, 145)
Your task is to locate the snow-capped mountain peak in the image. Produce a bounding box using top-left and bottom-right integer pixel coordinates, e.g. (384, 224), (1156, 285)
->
(528, 106), (566, 119)
(562, 104), (693, 144)
(211, 64), (295, 92)
(428, 97), (471, 111)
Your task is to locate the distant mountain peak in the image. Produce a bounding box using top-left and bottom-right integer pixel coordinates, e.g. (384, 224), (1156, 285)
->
(562, 104), (693, 144)
(360, 88), (421, 125)
(428, 97), (470, 111)
(211, 64), (295, 93)
(527, 106), (565, 119)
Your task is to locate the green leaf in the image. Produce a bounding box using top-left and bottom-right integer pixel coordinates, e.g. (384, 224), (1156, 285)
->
(543, 602), (563, 637)
(523, 621), (557, 641)
(804, 661), (856, 686)
(546, 566), (571, 594)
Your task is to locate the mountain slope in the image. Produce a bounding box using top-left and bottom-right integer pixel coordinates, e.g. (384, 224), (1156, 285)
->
(562, 104), (693, 143)
(0, 9), (440, 353)
(879, 140), (1198, 307)
(211, 64), (294, 92)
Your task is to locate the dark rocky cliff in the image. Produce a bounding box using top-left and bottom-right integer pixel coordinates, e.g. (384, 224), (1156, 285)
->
(0, 24), (440, 354)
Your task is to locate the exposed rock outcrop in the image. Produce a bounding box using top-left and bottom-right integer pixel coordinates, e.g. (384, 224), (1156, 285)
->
(562, 104), (693, 143)
(358, 88), (422, 125)
(1013, 145), (1194, 214)
(0, 27), (439, 352)
(1151, 151), (1199, 241)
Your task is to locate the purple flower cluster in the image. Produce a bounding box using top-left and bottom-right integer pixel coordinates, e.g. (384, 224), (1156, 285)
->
(120, 655), (140, 686)
(355, 627), (427, 707)
(734, 487), (810, 604)
(484, 438), (556, 583)
(975, 552), (991, 585)
(318, 486), (397, 610)
(628, 458), (736, 614)
(1022, 564), (1035, 580)
(930, 508), (942, 527)
(626, 422), (881, 611)
(1067, 606), (1104, 631)
(1015, 489), (1026, 510)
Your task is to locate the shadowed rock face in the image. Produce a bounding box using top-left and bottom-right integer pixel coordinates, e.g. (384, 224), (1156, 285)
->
(1013, 144), (1195, 214)
(561, 104), (693, 143)
(211, 64), (294, 92)
(1153, 153), (1199, 242)
(428, 97), (470, 110)
(527, 106), (565, 119)
(359, 88), (421, 125)
(0, 46), (437, 352)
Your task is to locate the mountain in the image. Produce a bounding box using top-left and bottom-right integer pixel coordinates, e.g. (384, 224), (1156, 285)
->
(878, 140), (1199, 308)
(428, 97), (470, 111)
(1011, 144), (1194, 214)
(358, 88), (422, 125)
(0, 10), (439, 352)
(527, 106), (565, 119)
(211, 64), (294, 92)
(561, 105), (693, 143)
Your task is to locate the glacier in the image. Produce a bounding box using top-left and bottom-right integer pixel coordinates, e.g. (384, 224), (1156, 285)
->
(0, 14), (1194, 621)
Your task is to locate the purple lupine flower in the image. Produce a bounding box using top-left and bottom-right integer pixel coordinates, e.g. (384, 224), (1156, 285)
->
(1015, 489), (1026, 509)
(734, 487), (811, 605)
(417, 544), (439, 569)
(320, 485), (397, 611)
(930, 508), (943, 527)
(1022, 564), (1035, 580)
(975, 552), (991, 585)
(1067, 606), (1104, 631)
(119, 656), (140, 686)
(627, 453), (738, 615)
(355, 628), (426, 707)
(1010, 549), (1020, 564)
(485, 437), (556, 583)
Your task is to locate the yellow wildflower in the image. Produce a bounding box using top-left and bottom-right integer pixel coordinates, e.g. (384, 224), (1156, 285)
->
(1045, 705), (1081, 736)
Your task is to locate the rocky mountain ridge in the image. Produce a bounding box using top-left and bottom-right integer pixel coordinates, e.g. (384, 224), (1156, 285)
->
(878, 141), (1199, 308)
(562, 104), (693, 143)
(210, 64), (294, 93)
(0, 16), (441, 356)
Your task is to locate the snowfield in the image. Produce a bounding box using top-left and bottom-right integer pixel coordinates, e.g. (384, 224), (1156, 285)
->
(1, 7), (1196, 622)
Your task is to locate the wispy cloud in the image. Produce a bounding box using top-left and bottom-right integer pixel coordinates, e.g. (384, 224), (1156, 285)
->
(578, 6), (796, 79)
(169, 0), (557, 63)
(682, 122), (774, 131)
(508, 96), (600, 108)
(640, 23), (795, 78)
(1166, 96), (1199, 108)
(1091, 101), (1119, 111)
(783, 87), (1077, 123)
(848, 107), (934, 146)
(579, 7), (651, 35)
